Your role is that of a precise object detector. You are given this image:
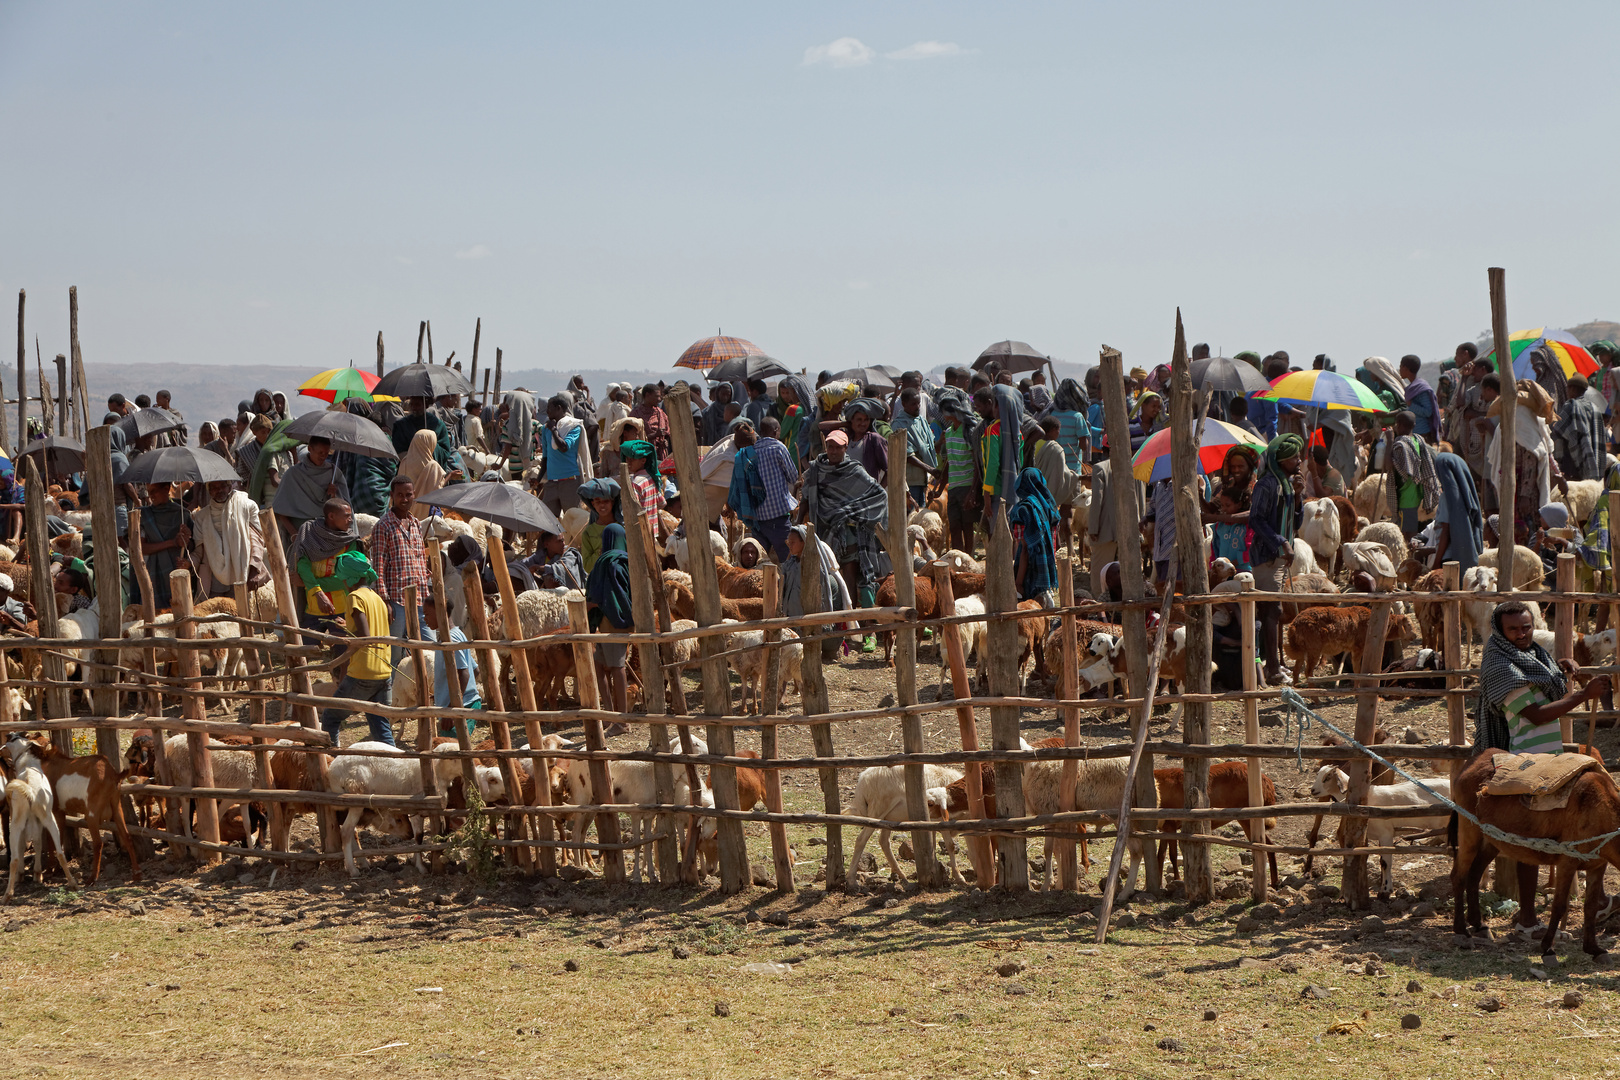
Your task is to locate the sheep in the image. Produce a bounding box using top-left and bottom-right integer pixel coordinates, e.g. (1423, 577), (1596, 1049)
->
(1353, 519), (1409, 568)
(326, 741), (431, 877)
(1313, 765), (1453, 899)
(162, 733), (268, 847)
(1284, 604), (1419, 681)
(1022, 757), (1156, 897)
(668, 526), (728, 573)
(1339, 541), (1398, 591)
(728, 627), (802, 714)
(1153, 762), (1278, 888)
(939, 549), (983, 574)
(845, 763), (961, 887)
(1553, 478), (1605, 526)
(353, 512), (379, 540)
(561, 754), (706, 883)
(938, 594), (988, 697)
(907, 509), (945, 558)
(1351, 473), (1395, 524)
(1299, 496), (1342, 569)
(1476, 543), (1546, 592)
(905, 523), (936, 562)
(712, 555), (764, 599)
(2, 738), (76, 898)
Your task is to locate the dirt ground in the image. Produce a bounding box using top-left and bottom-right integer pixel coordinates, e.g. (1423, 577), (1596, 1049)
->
(6, 618), (1620, 1078)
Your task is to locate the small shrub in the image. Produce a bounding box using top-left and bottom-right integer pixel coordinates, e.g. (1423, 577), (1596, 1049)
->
(438, 789), (498, 885)
(682, 919), (746, 956)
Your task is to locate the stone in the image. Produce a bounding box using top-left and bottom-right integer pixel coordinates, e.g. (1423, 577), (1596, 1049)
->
(1202, 1009), (1218, 1021)
(291, 940), (309, 951)
(1361, 916), (1386, 935)
(1225, 901), (1248, 916)
(1401, 1013), (1421, 1030)
(782, 934), (804, 946)
(1564, 990), (1584, 1009)
(1115, 912), (1137, 929)
(1235, 916), (1259, 934)
(129, 901), (146, 917)
(1155, 1037), (1185, 1053)
(1411, 902), (1436, 918)
(1218, 882), (1247, 901)
(995, 961), (1026, 978)
(1401, 726), (1422, 744)
(563, 959), (580, 973)
(1252, 903), (1281, 921)
(858, 853), (878, 873)
(1478, 996), (1503, 1012)
(558, 865), (592, 882)
(671, 946), (690, 960)
(1004, 983), (1030, 995)
(765, 911), (790, 926)
(1300, 985), (1330, 1000)
(1406, 979), (1422, 994)
(714, 1001), (730, 1018)
(898, 841), (914, 861)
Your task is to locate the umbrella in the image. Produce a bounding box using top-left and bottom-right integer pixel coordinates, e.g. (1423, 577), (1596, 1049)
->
(1484, 328), (1601, 381)
(120, 445), (241, 486)
(283, 411), (398, 460)
(1253, 370), (1385, 412)
(831, 365), (902, 391)
(674, 334), (765, 373)
(1130, 419), (1267, 483)
(20, 436), (85, 474)
(371, 363), (475, 401)
(116, 407), (183, 440)
(298, 367), (387, 404)
(973, 340), (1051, 375)
(708, 352), (790, 383)
(414, 481), (563, 536)
(1190, 356), (1271, 395)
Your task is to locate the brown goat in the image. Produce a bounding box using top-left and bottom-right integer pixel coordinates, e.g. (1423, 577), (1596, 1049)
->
(1283, 605), (1419, 681)
(708, 749), (768, 812)
(1153, 762), (1279, 888)
(27, 742), (140, 885)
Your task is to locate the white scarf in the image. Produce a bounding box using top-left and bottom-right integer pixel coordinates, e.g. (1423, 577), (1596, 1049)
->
(553, 413), (594, 477)
(195, 490), (257, 586)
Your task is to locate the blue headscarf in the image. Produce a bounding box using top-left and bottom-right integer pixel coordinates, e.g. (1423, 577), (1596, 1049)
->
(585, 523), (632, 630)
(1008, 468), (1059, 599)
(578, 477), (623, 523)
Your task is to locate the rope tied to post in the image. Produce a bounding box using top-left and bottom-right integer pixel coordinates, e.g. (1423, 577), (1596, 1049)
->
(1277, 687), (1620, 862)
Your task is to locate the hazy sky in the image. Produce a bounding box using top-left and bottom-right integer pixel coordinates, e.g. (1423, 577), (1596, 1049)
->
(3, 2), (1616, 381)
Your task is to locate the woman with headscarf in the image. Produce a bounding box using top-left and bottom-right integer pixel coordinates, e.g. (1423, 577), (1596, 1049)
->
(140, 481), (192, 609)
(1486, 379), (1561, 533)
(1049, 378), (1090, 473)
(1425, 452), (1483, 575)
(1551, 373), (1607, 481)
(1248, 433), (1304, 684)
(584, 522), (632, 716)
(398, 429), (446, 519)
(975, 384), (1025, 524)
(574, 476), (621, 574)
(251, 389), (281, 424)
(801, 428), (888, 652)
(619, 439), (665, 535)
(337, 399), (396, 516)
(1128, 391), (1164, 452)
(836, 398), (889, 486)
(1009, 468), (1060, 604)
(1477, 600), (1606, 754)
(501, 390), (538, 470)
(777, 374), (818, 467)
(780, 523), (850, 662)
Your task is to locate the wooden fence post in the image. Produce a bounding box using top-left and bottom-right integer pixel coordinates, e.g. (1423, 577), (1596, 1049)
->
(459, 563), (529, 869)
(4, 289), (17, 454)
(664, 386), (748, 893)
(799, 523), (844, 890)
(70, 289), (90, 444)
(1555, 552), (1576, 745)
(173, 573), (222, 863)
(1240, 579), (1264, 902)
(492, 348), (503, 407)
(565, 593), (626, 883)
(1098, 345), (1158, 889)
(1341, 599), (1392, 909)
(16, 290), (25, 457)
(1055, 551), (1082, 891)
(1442, 562), (1465, 783)
(234, 580), (278, 851)
(469, 318), (481, 392)
(126, 508), (174, 848)
(402, 585), (445, 869)
(23, 457), (70, 755)
(83, 425), (124, 766)
(932, 560), (992, 884)
(425, 543), (478, 796)
(1489, 269), (1516, 574)
(886, 428), (940, 888)
(376, 331), (384, 377)
(985, 507), (1028, 891)
(53, 353), (68, 441)
(416, 320), (425, 363)
(487, 538), (558, 876)
(758, 562), (794, 892)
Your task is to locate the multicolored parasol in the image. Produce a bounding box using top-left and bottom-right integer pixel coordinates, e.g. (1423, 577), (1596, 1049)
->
(298, 367), (387, 404)
(675, 334), (765, 372)
(1130, 419), (1267, 483)
(1252, 369), (1385, 412)
(1483, 328), (1600, 381)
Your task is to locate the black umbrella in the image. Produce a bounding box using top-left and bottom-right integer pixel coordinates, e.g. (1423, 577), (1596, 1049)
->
(372, 363), (475, 401)
(831, 365), (902, 391)
(1190, 356), (1271, 395)
(19, 437), (85, 474)
(120, 445), (242, 486)
(284, 411), (399, 460)
(973, 340), (1051, 375)
(709, 353), (791, 383)
(115, 407), (183, 440)
(414, 481), (563, 536)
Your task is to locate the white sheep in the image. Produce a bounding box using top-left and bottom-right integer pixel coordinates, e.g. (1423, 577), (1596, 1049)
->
(1353, 520), (1409, 568)
(161, 733), (267, 846)
(326, 741), (430, 877)
(938, 593), (988, 697)
(1022, 757), (1156, 898)
(562, 751), (706, 883)
(1299, 496), (1342, 568)
(905, 523), (936, 562)
(728, 627), (803, 714)
(2, 738), (77, 899)
(907, 509), (945, 558)
(846, 763), (962, 887)
(668, 526), (728, 573)
(939, 549), (983, 574)
(1476, 544), (1546, 592)
(1312, 766), (1453, 898)
(1554, 478), (1604, 526)
(1287, 538), (1321, 577)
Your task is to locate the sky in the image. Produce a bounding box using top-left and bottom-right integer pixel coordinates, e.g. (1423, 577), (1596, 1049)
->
(2, 2), (1617, 384)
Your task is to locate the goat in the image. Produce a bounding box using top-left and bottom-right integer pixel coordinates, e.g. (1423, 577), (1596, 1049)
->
(846, 763), (961, 887)
(1312, 765), (1452, 899)
(1283, 605), (1418, 682)
(1299, 496), (1342, 569)
(327, 741), (430, 877)
(1, 738), (76, 898)
(27, 742), (140, 885)
(1152, 762), (1278, 888)
(1022, 757), (1155, 897)
(1301, 728), (1393, 874)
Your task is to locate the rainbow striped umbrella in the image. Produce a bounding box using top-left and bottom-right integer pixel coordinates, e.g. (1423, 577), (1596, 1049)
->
(1131, 419), (1267, 483)
(675, 334), (765, 372)
(1252, 369), (1385, 411)
(1483, 328), (1600, 381)
(298, 367), (384, 404)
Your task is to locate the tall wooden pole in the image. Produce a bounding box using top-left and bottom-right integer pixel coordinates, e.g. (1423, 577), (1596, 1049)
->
(1240, 579), (1265, 901)
(758, 562), (794, 891)
(54, 353), (69, 440)
(469, 318), (481, 391)
(416, 321), (426, 364)
(800, 523), (844, 891)
(23, 457), (69, 755)
(488, 539), (558, 877)
(664, 386), (748, 892)
(1443, 562), (1466, 783)
(459, 563), (529, 869)
(1098, 345), (1158, 889)
(425, 321), (433, 364)
(83, 426), (124, 765)
(886, 428), (940, 887)
(3, 289), (16, 455)
(985, 506), (1028, 891)
(565, 595), (625, 883)
(376, 331), (384, 377)
(1555, 553), (1577, 744)
(37, 355), (53, 437)
(1055, 551), (1082, 890)
(932, 561), (992, 884)
(173, 573), (222, 862)
(493, 348), (504, 406)
(16, 290), (26, 457)
(1167, 310), (1213, 903)
(1489, 268), (1515, 573)
(70, 286), (89, 443)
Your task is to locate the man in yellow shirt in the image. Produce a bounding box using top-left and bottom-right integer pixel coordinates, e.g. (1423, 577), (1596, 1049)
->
(317, 552), (396, 747)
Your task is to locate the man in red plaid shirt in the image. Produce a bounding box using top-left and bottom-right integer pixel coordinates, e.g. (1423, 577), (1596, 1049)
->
(370, 476), (431, 653)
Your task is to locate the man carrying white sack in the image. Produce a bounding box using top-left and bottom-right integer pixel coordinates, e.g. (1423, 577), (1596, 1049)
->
(191, 479), (269, 598)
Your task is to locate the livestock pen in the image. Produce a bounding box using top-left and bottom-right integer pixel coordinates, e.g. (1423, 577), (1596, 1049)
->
(6, 411), (1618, 949)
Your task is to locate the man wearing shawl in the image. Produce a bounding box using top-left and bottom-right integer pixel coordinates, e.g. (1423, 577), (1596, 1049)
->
(501, 389), (538, 470)
(1049, 379), (1090, 473)
(1399, 355), (1440, 443)
(700, 383), (734, 446)
(272, 436), (350, 543)
(140, 481), (192, 609)
(892, 387), (937, 510)
(1421, 452), (1483, 574)
(192, 480), (267, 598)
(391, 397), (460, 473)
(1009, 469), (1060, 604)
(1552, 374), (1607, 481)
(567, 377), (600, 467)
(974, 385), (1024, 525)
(584, 523), (632, 716)
(1486, 379), (1562, 533)
(337, 400), (395, 516)
(291, 498), (363, 631)
(1249, 433), (1304, 685)
(629, 384), (672, 462)
(317, 551), (397, 747)
(801, 429), (888, 653)
(540, 394), (588, 520)
(836, 398), (889, 486)
(777, 375), (818, 467)
(1478, 600), (1607, 755)
(750, 417), (798, 560)
(1447, 357), (1493, 484)
(1386, 411), (1442, 542)
(780, 524), (850, 662)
